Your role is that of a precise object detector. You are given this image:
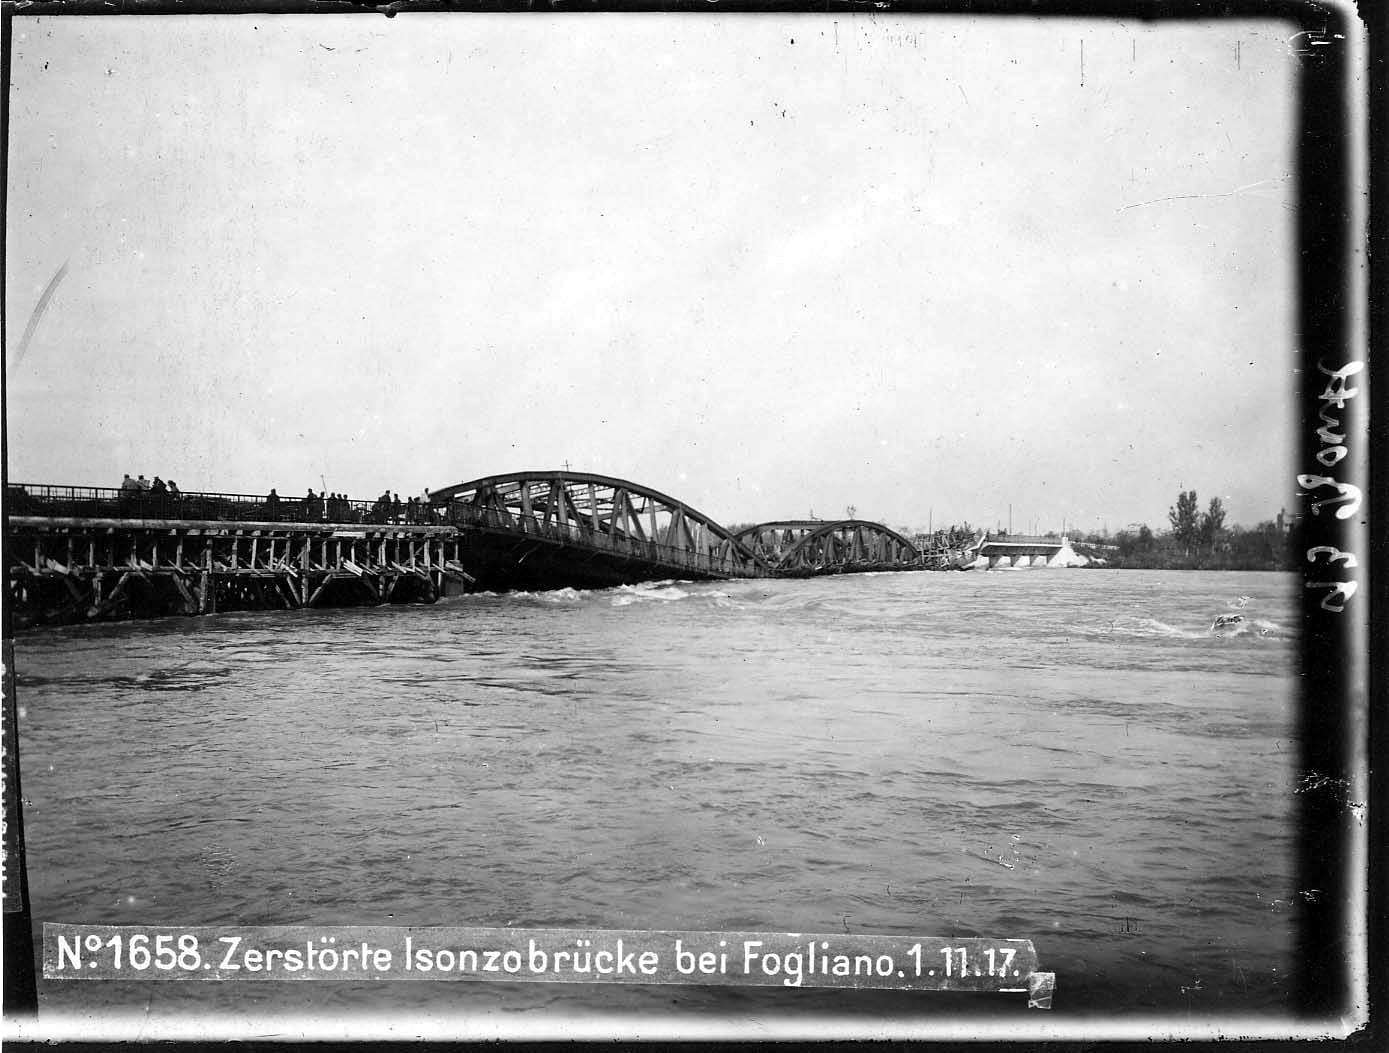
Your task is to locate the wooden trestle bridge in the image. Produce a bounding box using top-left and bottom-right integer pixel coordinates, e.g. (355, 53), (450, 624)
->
(6, 470), (956, 627)
(6, 486), (467, 628)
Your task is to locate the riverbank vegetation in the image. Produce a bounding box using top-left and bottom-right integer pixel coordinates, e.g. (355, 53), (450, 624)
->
(1070, 490), (1295, 571)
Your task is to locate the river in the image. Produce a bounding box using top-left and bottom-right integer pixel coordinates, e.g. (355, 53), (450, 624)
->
(11, 568), (1300, 1039)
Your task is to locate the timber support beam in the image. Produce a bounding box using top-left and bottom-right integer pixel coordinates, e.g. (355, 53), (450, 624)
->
(6, 517), (468, 628)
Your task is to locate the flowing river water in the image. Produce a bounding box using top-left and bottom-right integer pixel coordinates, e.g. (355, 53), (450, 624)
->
(11, 568), (1300, 1038)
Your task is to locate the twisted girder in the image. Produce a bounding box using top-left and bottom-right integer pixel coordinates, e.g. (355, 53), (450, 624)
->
(732, 520), (922, 573)
(429, 471), (771, 576)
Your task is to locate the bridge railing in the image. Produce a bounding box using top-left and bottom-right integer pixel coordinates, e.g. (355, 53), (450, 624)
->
(437, 500), (761, 576)
(980, 533), (1064, 545)
(6, 484), (445, 527)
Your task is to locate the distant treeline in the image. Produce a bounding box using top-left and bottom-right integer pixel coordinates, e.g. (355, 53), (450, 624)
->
(1071, 491), (1296, 571)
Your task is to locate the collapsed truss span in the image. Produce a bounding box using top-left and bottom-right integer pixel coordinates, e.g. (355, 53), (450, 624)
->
(732, 519), (922, 576)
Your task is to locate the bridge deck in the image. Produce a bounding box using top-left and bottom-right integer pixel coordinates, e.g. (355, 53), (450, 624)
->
(976, 536), (1066, 557)
(7, 515), (456, 535)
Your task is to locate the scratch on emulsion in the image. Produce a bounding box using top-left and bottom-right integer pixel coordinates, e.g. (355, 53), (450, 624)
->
(1115, 178), (1293, 214)
(14, 259), (69, 365)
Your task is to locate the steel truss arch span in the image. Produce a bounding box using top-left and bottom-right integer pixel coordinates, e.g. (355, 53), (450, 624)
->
(732, 519), (922, 575)
(429, 470), (771, 579)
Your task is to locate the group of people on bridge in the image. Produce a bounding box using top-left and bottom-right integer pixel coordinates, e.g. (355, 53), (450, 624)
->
(92, 476), (445, 526)
(260, 488), (443, 525)
(120, 473), (181, 499)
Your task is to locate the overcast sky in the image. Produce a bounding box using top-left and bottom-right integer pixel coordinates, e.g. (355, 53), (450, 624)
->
(6, 13), (1298, 534)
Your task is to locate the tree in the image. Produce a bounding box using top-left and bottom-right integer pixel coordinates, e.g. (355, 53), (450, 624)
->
(1169, 490), (1201, 555)
(1200, 496), (1227, 549)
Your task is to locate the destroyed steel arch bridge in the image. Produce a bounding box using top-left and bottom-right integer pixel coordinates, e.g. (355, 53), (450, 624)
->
(427, 470), (965, 592)
(6, 468), (974, 627)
